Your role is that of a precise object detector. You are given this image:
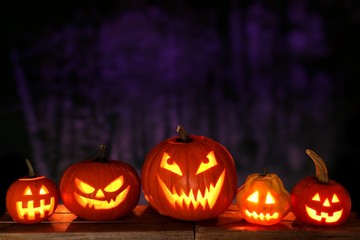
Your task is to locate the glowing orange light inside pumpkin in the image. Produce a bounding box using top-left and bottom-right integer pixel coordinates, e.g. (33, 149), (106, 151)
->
(160, 152), (183, 176)
(247, 191), (259, 203)
(245, 210), (279, 220)
(74, 176), (130, 210)
(265, 192), (275, 204)
(76, 178), (95, 194)
(158, 151), (224, 210)
(24, 187), (32, 196)
(196, 151), (218, 175)
(305, 193), (343, 223)
(244, 190), (279, 220)
(16, 185), (55, 220)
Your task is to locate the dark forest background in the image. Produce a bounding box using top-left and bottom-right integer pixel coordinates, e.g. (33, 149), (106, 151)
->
(1, 0), (359, 212)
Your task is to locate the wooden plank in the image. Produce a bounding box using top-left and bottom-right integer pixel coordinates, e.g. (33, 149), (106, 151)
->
(1, 205), (359, 240)
(0, 205), (194, 240)
(195, 205), (360, 240)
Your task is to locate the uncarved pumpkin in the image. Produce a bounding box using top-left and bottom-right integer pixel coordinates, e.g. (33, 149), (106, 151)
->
(141, 125), (238, 221)
(291, 149), (351, 226)
(6, 159), (59, 224)
(236, 169), (291, 226)
(59, 145), (141, 221)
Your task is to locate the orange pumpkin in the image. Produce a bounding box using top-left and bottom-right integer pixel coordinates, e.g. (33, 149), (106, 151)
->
(6, 159), (59, 224)
(291, 149), (351, 226)
(59, 145), (141, 221)
(236, 169), (291, 226)
(141, 125), (238, 221)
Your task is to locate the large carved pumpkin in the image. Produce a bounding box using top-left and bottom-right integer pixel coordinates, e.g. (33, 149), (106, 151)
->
(141, 125), (238, 221)
(59, 145), (141, 221)
(291, 149), (351, 226)
(236, 169), (291, 226)
(6, 159), (59, 224)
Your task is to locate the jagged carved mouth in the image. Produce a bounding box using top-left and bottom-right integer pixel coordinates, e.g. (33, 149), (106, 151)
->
(305, 205), (343, 223)
(157, 170), (225, 210)
(16, 197), (55, 220)
(244, 209), (279, 221)
(74, 185), (130, 210)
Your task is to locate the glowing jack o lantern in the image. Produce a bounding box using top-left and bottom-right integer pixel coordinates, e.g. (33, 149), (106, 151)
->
(60, 145), (141, 221)
(141, 125), (237, 221)
(6, 159), (59, 224)
(291, 149), (351, 226)
(236, 169), (291, 226)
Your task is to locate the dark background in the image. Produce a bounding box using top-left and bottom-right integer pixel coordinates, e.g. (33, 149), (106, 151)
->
(1, 0), (359, 213)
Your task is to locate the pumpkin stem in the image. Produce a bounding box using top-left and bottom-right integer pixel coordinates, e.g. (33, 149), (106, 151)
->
(25, 159), (36, 177)
(176, 125), (192, 142)
(95, 144), (109, 162)
(261, 168), (269, 177)
(306, 149), (329, 183)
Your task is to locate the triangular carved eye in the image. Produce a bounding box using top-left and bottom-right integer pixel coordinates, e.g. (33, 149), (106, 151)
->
(160, 152), (182, 176)
(104, 176), (124, 192)
(24, 187), (32, 196)
(332, 194), (340, 203)
(312, 193), (321, 201)
(39, 185), (49, 195)
(75, 178), (95, 194)
(247, 191), (259, 203)
(196, 151), (218, 175)
(265, 192), (275, 204)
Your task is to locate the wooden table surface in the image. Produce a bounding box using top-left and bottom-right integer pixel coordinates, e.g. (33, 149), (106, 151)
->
(0, 205), (359, 239)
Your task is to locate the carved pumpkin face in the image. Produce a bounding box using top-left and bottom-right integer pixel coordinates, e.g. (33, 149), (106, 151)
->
(292, 176), (351, 226)
(6, 160), (59, 224)
(157, 150), (225, 211)
(291, 149), (351, 226)
(142, 126), (237, 221)
(73, 175), (130, 210)
(236, 171), (291, 226)
(306, 191), (343, 223)
(60, 145), (141, 221)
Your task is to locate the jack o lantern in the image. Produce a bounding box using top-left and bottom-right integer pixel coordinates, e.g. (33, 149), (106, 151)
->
(291, 149), (351, 226)
(236, 169), (291, 226)
(141, 125), (238, 221)
(59, 144), (141, 221)
(6, 159), (59, 224)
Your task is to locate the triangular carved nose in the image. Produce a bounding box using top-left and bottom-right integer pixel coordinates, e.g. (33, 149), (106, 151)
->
(323, 198), (330, 207)
(95, 189), (105, 198)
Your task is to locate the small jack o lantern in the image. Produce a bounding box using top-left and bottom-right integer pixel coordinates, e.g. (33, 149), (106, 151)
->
(291, 149), (351, 226)
(141, 125), (238, 221)
(59, 145), (141, 221)
(236, 169), (291, 226)
(6, 159), (59, 224)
